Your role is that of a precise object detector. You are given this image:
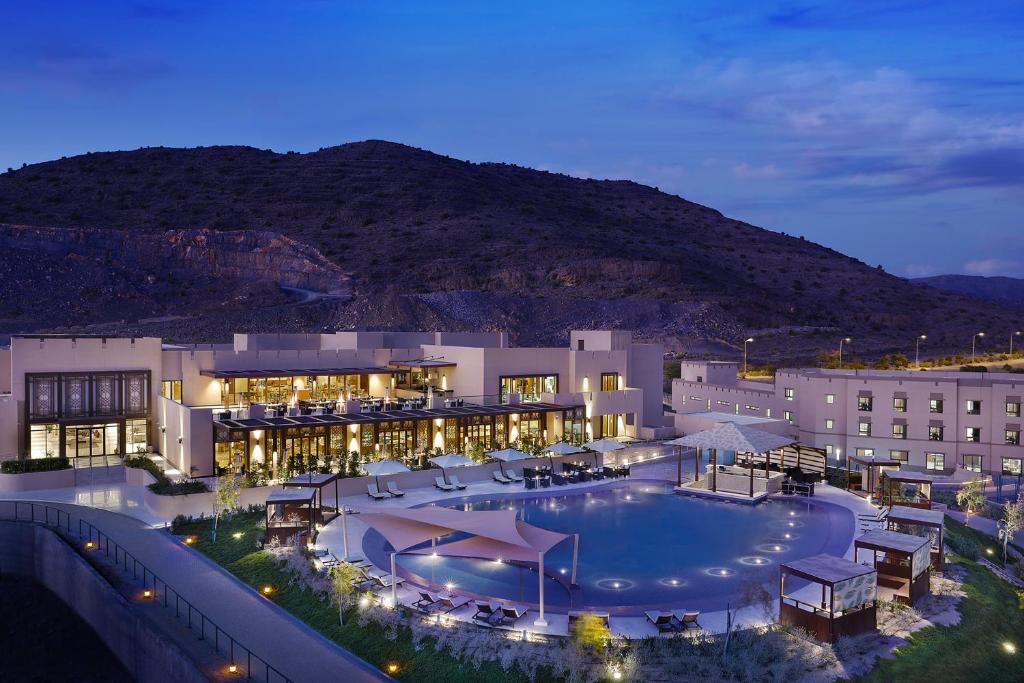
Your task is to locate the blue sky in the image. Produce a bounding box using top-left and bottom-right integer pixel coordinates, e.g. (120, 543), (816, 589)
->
(2, 1), (1023, 277)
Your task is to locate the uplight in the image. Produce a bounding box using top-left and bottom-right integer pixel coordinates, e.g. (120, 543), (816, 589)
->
(142, 588), (153, 599)
(1004, 642), (1017, 655)
(228, 664), (238, 674)
(261, 585), (274, 595)
(386, 662), (400, 674)
(986, 548), (995, 556)
(232, 532), (243, 540)
(610, 668), (623, 680)
(359, 595), (370, 608)
(445, 582), (455, 592)
(560, 568), (567, 574)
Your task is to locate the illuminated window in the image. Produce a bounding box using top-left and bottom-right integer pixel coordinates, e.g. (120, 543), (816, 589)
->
(893, 397), (907, 412)
(965, 427), (982, 443)
(926, 452), (945, 471)
(1002, 458), (1022, 476)
(858, 396), (873, 411)
(889, 449), (909, 463)
(962, 454), (982, 473)
(858, 421), (871, 437)
(892, 423), (906, 439)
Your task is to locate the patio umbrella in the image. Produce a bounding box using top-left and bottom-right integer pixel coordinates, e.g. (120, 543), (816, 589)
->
(488, 447), (531, 475)
(544, 441), (585, 470)
(362, 459), (411, 490)
(582, 438), (625, 469)
(429, 453), (475, 484)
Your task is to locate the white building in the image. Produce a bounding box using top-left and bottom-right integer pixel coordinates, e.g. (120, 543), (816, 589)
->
(672, 362), (1023, 480)
(0, 330), (669, 477)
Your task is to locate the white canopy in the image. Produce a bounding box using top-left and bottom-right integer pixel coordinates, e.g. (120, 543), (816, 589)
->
(582, 438), (626, 453)
(429, 453), (476, 469)
(362, 459), (412, 477)
(487, 448), (532, 462)
(545, 441), (585, 455)
(668, 422), (795, 453)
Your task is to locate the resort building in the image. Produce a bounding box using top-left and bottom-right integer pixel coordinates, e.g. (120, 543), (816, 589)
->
(672, 361), (1024, 480)
(0, 330), (668, 477)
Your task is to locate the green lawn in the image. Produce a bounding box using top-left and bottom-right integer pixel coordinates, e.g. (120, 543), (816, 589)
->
(174, 512), (557, 682)
(855, 519), (1024, 683)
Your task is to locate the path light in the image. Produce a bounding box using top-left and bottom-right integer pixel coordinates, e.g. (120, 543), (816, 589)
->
(386, 662), (400, 674)
(142, 588), (153, 599)
(84, 540), (96, 550)
(228, 664), (238, 674)
(183, 535), (196, 545)
(232, 532), (243, 540)
(1004, 642), (1017, 655)
(610, 668), (623, 680)
(261, 584), (274, 595)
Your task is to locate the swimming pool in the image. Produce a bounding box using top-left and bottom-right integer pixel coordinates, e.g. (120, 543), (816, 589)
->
(363, 480), (854, 614)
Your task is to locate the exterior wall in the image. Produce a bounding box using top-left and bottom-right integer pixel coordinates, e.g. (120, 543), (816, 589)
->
(157, 397), (213, 477)
(570, 330), (632, 352)
(0, 394), (17, 459)
(0, 345), (11, 394)
(679, 361), (739, 386)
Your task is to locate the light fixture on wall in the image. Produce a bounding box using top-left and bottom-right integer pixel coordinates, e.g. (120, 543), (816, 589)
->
(177, 437), (184, 444)
(254, 436), (260, 445)
(160, 426), (166, 433)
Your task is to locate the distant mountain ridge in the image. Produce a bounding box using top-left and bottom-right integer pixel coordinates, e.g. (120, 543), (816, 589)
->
(0, 140), (1015, 361)
(914, 274), (1024, 310)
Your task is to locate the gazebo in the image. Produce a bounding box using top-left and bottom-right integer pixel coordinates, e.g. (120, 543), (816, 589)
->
(265, 487), (318, 545)
(879, 470), (947, 509)
(854, 529), (931, 604)
(846, 454), (901, 498)
(359, 507), (575, 627)
(671, 423), (796, 498)
(282, 472), (340, 525)
(886, 505), (946, 570)
(779, 554), (878, 643)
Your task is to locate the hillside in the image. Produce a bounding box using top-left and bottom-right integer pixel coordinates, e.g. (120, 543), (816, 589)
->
(0, 141), (1013, 361)
(915, 274), (1024, 310)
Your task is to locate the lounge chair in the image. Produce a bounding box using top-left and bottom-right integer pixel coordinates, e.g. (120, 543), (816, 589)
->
(387, 481), (406, 497)
(673, 610), (701, 630)
(471, 600), (500, 625)
(371, 574), (405, 590)
(645, 611), (678, 633)
(413, 591), (441, 612)
(434, 477), (457, 491)
(438, 595), (471, 613)
(493, 471), (513, 484)
(449, 475), (468, 490)
(499, 604), (529, 625)
(506, 469), (524, 482)
(367, 482), (391, 500)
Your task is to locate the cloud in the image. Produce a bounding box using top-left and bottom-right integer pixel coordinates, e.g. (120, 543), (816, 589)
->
(733, 162), (781, 180)
(964, 258), (1022, 276)
(0, 45), (172, 95)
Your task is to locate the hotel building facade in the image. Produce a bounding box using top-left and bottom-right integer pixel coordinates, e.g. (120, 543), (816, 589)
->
(0, 330), (667, 477)
(672, 362), (1023, 480)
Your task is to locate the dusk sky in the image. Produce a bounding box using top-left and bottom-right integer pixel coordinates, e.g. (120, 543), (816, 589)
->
(3, 1), (1023, 278)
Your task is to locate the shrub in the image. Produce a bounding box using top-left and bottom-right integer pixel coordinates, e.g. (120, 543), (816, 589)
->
(947, 532), (979, 560)
(1, 456), (71, 474)
(124, 455), (209, 496)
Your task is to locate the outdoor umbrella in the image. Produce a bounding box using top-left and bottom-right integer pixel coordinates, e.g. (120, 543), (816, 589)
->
(429, 453), (476, 484)
(582, 438), (625, 469)
(544, 441), (585, 470)
(487, 447), (531, 475)
(362, 459), (412, 490)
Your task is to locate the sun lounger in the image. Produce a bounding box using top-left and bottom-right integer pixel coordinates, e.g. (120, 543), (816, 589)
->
(499, 604), (529, 625)
(493, 471), (513, 484)
(413, 591), (441, 612)
(471, 600), (500, 625)
(645, 610), (678, 633)
(367, 482), (391, 500)
(371, 574), (405, 590)
(506, 469), (524, 482)
(673, 610), (701, 630)
(387, 481), (406, 497)
(438, 595), (471, 613)
(435, 476), (457, 491)
(449, 475), (468, 490)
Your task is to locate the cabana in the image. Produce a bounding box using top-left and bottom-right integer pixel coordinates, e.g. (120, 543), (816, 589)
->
(359, 507), (575, 627)
(672, 423), (796, 498)
(282, 472), (340, 525)
(265, 487), (318, 545)
(779, 554), (877, 643)
(846, 454), (901, 498)
(886, 505), (945, 570)
(854, 529), (931, 604)
(879, 470), (948, 509)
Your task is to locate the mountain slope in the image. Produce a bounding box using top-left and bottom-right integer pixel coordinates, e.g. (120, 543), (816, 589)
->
(0, 141), (1013, 360)
(915, 274), (1024, 310)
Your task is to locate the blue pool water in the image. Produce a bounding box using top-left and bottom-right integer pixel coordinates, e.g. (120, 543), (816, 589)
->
(363, 481), (853, 614)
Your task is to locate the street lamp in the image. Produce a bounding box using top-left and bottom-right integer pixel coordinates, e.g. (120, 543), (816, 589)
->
(972, 332), (985, 363)
(838, 337), (852, 369)
(915, 334), (927, 368)
(1012, 330), (1021, 356)
(743, 337), (754, 378)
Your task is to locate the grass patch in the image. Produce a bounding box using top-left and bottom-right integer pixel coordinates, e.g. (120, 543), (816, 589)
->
(174, 512), (556, 682)
(855, 520), (1024, 682)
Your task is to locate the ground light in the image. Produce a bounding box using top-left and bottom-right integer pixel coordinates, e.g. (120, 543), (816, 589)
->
(609, 667), (623, 680)
(1004, 642), (1017, 655)
(84, 540), (96, 550)
(261, 584), (274, 596)
(386, 662), (400, 674)
(142, 588), (153, 599)
(232, 532), (243, 540)
(183, 535), (196, 545)
(228, 664), (238, 674)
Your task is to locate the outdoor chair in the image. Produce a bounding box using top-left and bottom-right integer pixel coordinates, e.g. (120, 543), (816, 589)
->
(371, 573), (405, 590)
(434, 477), (457, 491)
(505, 469), (524, 482)
(493, 470), (513, 484)
(645, 611), (678, 633)
(590, 469), (605, 480)
(471, 600), (500, 625)
(448, 475), (468, 490)
(499, 604), (529, 625)
(673, 610), (701, 630)
(438, 595), (471, 613)
(413, 591), (441, 612)
(539, 476), (551, 488)
(552, 472), (567, 485)
(525, 477), (537, 490)
(367, 482), (391, 500)
(602, 466), (616, 478)
(578, 470), (592, 483)
(386, 481), (406, 497)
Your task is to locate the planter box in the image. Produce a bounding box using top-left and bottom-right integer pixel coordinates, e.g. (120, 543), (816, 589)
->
(0, 467), (76, 492)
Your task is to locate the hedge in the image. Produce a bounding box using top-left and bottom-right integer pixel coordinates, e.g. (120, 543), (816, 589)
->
(1, 456), (71, 474)
(124, 456), (208, 496)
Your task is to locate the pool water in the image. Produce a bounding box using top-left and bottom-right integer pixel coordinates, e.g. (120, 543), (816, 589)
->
(364, 481), (853, 614)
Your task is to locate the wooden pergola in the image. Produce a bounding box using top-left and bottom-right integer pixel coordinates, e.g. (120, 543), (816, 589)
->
(779, 554), (878, 643)
(879, 470), (947, 509)
(846, 454), (901, 497)
(887, 505), (945, 570)
(282, 472), (340, 525)
(854, 529), (931, 605)
(265, 487), (318, 545)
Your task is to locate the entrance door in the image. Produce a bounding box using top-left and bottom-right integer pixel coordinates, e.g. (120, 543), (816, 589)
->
(64, 423), (120, 467)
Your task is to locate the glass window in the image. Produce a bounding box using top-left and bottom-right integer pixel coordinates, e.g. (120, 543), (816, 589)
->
(929, 425), (944, 441)
(926, 452), (945, 470)
(962, 454), (983, 473)
(858, 396), (873, 411)
(893, 397), (907, 412)
(966, 400), (982, 415)
(825, 444), (834, 456)
(855, 447), (874, 457)
(892, 423), (906, 439)
(1007, 401), (1021, 417)
(1007, 430), (1021, 446)
(929, 399), (943, 414)
(125, 419), (149, 455)
(784, 388), (794, 401)
(858, 421), (871, 436)
(965, 427), (981, 443)
(825, 418), (834, 430)
(784, 410), (793, 423)
(1003, 458), (1022, 476)
(601, 373), (619, 391)
(889, 449), (909, 463)
(160, 380), (182, 402)
(29, 423), (60, 459)
(825, 394), (835, 404)
(499, 375), (558, 403)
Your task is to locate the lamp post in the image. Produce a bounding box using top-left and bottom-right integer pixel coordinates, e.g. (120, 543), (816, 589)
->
(742, 337), (754, 378)
(1012, 330), (1021, 356)
(972, 332), (985, 363)
(838, 337), (851, 369)
(915, 334), (926, 368)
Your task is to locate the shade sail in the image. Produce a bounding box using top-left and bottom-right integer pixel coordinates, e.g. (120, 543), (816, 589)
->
(582, 438), (625, 453)
(668, 422), (795, 454)
(362, 459), (412, 477)
(487, 447), (532, 462)
(429, 453), (476, 469)
(545, 441), (585, 455)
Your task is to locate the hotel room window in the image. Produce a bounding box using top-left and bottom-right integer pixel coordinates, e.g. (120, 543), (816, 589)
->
(825, 444), (834, 456)
(825, 394), (835, 404)
(892, 423), (906, 439)
(928, 425), (944, 441)
(160, 379), (182, 402)
(858, 421), (871, 437)
(893, 397), (907, 412)
(825, 418), (834, 430)
(858, 396), (873, 411)
(966, 400), (982, 415)
(784, 410), (793, 423)
(1007, 401), (1021, 417)
(965, 427), (982, 443)
(1006, 429), (1021, 446)
(962, 454), (983, 473)
(889, 449), (909, 463)
(926, 452), (945, 471)
(929, 399), (943, 413)
(784, 388), (794, 401)
(601, 373), (619, 391)
(1003, 458), (1023, 476)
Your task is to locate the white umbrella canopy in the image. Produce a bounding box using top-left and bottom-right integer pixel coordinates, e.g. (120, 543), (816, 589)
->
(487, 447), (532, 475)
(582, 438), (626, 469)
(361, 459), (412, 489)
(544, 441), (585, 455)
(429, 453), (476, 483)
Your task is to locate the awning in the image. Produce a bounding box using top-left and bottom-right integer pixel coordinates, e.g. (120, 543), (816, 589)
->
(200, 367), (399, 378)
(388, 359), (457, 368)
(267, 487), (317, 503)
(667, 422), (796, 453)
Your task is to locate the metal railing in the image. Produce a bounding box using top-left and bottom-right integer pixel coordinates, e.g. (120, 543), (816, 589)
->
(1, 501), (291, 683)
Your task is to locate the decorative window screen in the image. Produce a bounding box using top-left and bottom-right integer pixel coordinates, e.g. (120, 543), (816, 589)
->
(832, 572), (876, 612)
(911, 542), (931, 578)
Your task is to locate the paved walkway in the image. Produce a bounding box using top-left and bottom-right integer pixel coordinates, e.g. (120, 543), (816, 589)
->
(0, 500), (389, 683)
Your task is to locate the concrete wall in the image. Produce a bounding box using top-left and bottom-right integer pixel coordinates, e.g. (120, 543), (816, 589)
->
(0, 394), (17, 460)
(0, 466), (77, 492)
(0, 345), (11, 394)
(0, 521), (208, 683)
(157, 397), (213, 477)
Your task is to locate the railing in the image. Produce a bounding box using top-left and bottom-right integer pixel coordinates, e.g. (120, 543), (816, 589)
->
(1, 501), (292, 683)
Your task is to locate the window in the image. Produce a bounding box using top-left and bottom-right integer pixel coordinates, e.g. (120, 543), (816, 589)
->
(858, 396), (873, 411)
(600, 373), (619, 391)
(926, 452), (945, 471)
(125, 418), (149, 455)
(965, 427), (982, 443)
(966, 400), (982, 415)
(784, 410), (794, 423)
(889, 449), (909, 464)
(499, 375), (558, 402)
(1003, 458), (1022, 476)
(929, 425), (944, 441)
(892, 423), (906, 439)
(784, 388), (794, 401)
(856, 447), (875, 457)
(893, 397), (907, 412)
(1007, 430), (1021, 446)
(929, 399), (943, 414)
(29, 424), (60, 459)
(858, 421), (871, 437)
(825, 444), (834, 457)
(825, 418), (834, 430)
(825, 394), (835, 404)
(765, 408), (772, 418)
(160, 379), (182, 402)
(1007, 401), (1021, 417)
(962, 454), (983, 473)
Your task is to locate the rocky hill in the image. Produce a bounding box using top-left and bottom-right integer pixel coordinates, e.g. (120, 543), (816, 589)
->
(915, 274), (1024, 310)
(0, 141), (1014, 362)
